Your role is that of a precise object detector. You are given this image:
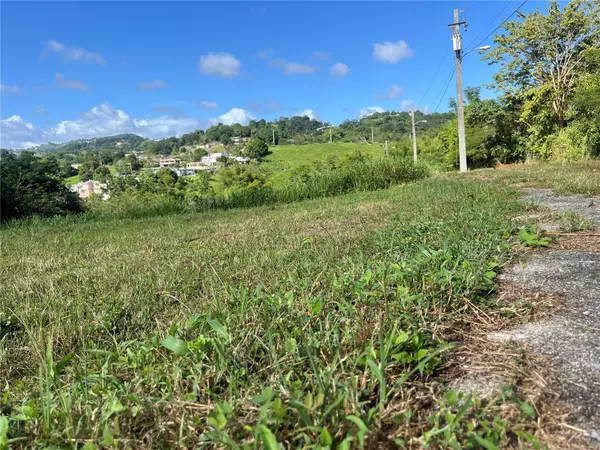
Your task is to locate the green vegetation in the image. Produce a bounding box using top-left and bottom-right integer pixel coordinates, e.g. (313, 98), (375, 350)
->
(3, 175), (555, 448)
(0, 150), (83, 222)
(465, 161), (600, 195)
(263, 142), (386, 184)
(89, 156), (428, 220)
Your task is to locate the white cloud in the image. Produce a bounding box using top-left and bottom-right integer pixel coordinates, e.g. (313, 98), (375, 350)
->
(0, 116), (46, 149)
(359, 106), (385, 118)
(1, 84), (20, 94)
(34, 105), (47, 115)
(269, 58), (318, 75)
(400, 99), (430, 113)
(373, 40), (413, 63)
(0, 103), (206, 149)
(55, 73), (88, 91)
(293, 109), (317, 120)
(257, 48), (273, 59)
(209, 108), (255, 126)
(329, 62), (350, 78)
(387, 84), (404, 99)
(199, 52), (241, 78)
(198, 100), (218, 110)
(312, 51), (331, 61)
(284, 62), (318, 75)
(43, 40), (105, 64)
(138, 79), (167, 90)
(246, 101), (283, 113)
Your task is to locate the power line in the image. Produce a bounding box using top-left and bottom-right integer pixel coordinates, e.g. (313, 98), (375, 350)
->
(417, 48), (450, 106)
(463, 0), (529, 57)
(433, 68), (456, 113)
(463, 1), (512, 51)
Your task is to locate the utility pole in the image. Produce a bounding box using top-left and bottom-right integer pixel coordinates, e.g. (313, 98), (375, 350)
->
(272, 128), (275, 145)
(371, 126), (374, 144)
(449, 8), (468, 172)
(329, 127), (332, 143)
(385, 140), (389, 158)
(410, 110), (417, 162)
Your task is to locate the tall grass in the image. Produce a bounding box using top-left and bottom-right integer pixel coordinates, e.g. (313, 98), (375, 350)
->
(85, 157), (429, 220)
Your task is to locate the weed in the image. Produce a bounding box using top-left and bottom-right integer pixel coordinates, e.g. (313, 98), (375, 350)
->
(519, 228), (550, 247)
(556, 210), (595, 232)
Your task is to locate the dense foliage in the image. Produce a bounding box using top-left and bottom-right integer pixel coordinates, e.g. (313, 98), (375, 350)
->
(484, 0), (600, 160)
(0, 150), (83, 222)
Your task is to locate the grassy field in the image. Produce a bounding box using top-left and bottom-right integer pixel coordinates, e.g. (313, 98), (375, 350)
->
(263, 142), (386, 185)
(2, 164), (597, 448)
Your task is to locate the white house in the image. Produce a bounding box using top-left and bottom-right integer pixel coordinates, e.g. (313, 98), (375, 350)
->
(70, 180), (108, 199)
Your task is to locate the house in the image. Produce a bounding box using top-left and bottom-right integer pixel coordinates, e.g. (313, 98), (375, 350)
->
(70, 180), (108, 199)
(186, 162), (211, 171)
(230, 136), (250, 144)
(159, 157), (182, 167)
(201, 152), (230, 165)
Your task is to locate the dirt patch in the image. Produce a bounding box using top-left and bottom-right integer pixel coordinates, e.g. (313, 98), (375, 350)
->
(546, 232), (600, 252)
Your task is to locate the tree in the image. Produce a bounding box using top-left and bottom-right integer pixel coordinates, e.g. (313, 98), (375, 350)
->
(244, 138), (269, 159)
(214, 165), (269, 196)
(191, 148), (208, 161)
(485, 0), (600, 130)
(0, 151), (83, 221)
(464, 86), (481, 105)
(92, 166), (111, 182)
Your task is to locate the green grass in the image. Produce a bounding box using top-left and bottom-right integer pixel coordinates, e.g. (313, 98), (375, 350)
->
(263, 142), (386, 185)
(65, 174), (80, 185)
(2, 173), (560, 448)
(465, 161), (600, 195)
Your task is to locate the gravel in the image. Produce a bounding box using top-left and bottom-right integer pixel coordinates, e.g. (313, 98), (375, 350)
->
(489, 189), (600, 435)
(522, 188), (600, 225)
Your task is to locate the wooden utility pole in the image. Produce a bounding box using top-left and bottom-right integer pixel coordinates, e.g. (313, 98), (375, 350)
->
(329, 127), (332, 143)
(449, 8), (468, 172)
(371, 126), (374, 144)
(410, 110), (418, 162)
(272, 128), (275, 145)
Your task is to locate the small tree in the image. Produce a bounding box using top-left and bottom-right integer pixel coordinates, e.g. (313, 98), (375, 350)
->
(244, 138), (269, 160)
(214, 165), (269, 196)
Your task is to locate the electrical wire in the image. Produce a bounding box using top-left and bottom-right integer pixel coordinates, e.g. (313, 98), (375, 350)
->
(463, 0), (529, 57)
(416, 48), (449, 107)
(433, 68), (456, 113)
(462, 1), (512, 52)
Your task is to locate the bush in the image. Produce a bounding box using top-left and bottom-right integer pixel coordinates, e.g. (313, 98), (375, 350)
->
(86, 157), (429, 220)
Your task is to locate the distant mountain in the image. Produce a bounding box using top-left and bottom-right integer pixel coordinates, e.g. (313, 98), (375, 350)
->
(32, 134), (148, 154)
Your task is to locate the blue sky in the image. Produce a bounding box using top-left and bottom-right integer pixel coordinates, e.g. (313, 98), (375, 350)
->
(1, 1), (542, 148)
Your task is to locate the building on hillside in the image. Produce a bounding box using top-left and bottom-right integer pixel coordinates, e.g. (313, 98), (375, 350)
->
(159, 157), (182, 167)
(200, 152), (251, 166)
(201, 152), (229, 165)
(186, 162), (212, 171)
(70, 180), (108, 199)
(230, 136), (250, 144)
